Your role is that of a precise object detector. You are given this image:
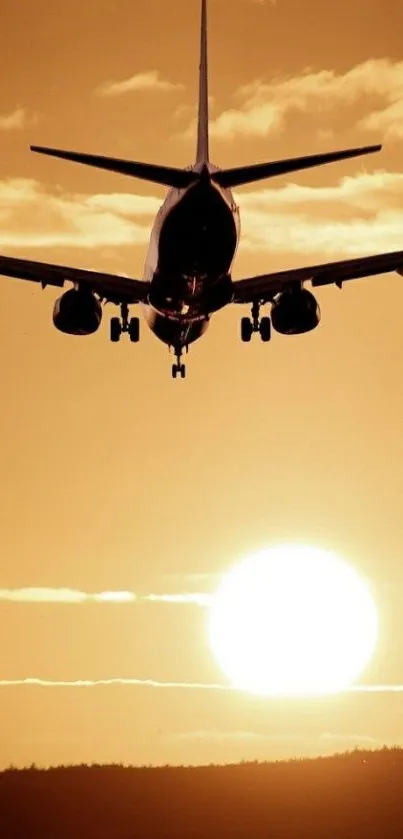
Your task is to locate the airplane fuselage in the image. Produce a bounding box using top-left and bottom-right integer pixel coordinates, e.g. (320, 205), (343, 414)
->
(142, 164), (240, 350)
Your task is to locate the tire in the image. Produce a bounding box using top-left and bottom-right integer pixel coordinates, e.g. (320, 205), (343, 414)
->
(110, 317), (121, 343)
(180, 365), (186, 379)
(172, 365), (178, 379)
(129, 317), (140, 343)
(259, 316), (271, 343)
(241, 317), (253, 343)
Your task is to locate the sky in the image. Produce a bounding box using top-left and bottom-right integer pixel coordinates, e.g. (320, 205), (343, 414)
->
(1, 0), (403, 768)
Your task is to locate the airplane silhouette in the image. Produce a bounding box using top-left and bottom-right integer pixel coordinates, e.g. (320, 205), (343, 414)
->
(1, 0), (402, 378)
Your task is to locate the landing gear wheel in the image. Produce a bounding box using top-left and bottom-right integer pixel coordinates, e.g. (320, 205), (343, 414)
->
(129, 317), (140, 343)
(172, 363), (186, 379)
(259, 316), (271, 342)
(110, 317), (122, 343)
(241, 317), (253, 343)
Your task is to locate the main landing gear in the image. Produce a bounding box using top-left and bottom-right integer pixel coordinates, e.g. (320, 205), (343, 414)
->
(110, 302), (140, 343)
(241, 301), (271, 343)
(171, 346), (186, 379)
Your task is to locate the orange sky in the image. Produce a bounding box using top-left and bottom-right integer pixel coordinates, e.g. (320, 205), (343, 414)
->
(1, 0), (403, 768)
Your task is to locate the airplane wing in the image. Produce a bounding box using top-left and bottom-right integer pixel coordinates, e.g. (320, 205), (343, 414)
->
(232, 250), (403, 303)
(0, 255), (149, 304)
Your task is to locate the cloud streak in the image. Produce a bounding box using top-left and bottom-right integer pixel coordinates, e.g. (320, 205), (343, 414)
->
(0, 678), (231, 690)
(0, 587), (210, 605)
(96, 71), (184, 98)
(147, 593), (212, 606)
(0, 678), (403, 693)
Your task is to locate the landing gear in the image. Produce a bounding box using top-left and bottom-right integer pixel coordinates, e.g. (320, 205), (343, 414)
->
(110, 317), (122, 343)
(128, 317), (140, 343)
(171, 346), (186, 379)
(110, 303), (140, 343)
(259, 316), (271, 343)
(240, 302), (271, 343)
(241, 317), (253, 343)
(172, 363), (186, 379)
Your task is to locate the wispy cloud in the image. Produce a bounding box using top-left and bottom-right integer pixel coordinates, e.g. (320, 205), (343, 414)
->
(0, 107), (30, 131)
(96, 71), (184, 98)
(205, 58), (403, 140)
(0, 678), (231, 690)
(0, 587), (210, 605)
(0, 588), (136, 604)
(147, 593), (211, 606)
(0, 678), (402, 694)
(0, 179), (158, 250)
(2, 170), (403, 258)
(237, 170), (403, 257)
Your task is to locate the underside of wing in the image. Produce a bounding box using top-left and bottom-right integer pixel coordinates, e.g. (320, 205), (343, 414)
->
(0, 255), (149, 304)
(232, 250), (403, 303)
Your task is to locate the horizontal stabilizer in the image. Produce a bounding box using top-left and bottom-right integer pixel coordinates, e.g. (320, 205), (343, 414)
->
(213, 144), (382, 188)
(30, 146), (198, 189)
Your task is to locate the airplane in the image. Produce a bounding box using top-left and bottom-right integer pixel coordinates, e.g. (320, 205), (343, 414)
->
(1, 1), (403, 378)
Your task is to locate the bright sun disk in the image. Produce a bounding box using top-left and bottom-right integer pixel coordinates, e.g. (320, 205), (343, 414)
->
(208, 545), (378, 697)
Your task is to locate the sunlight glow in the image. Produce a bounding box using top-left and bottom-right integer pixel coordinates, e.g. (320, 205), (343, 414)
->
(208, 545), (378, 697)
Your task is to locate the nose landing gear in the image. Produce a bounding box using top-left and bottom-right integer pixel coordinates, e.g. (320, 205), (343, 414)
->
(240, 302), (271, 343)
(171, 346), (186, 379)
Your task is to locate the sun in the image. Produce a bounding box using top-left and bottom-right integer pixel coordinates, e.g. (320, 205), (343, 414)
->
(208, 545), (378, 696)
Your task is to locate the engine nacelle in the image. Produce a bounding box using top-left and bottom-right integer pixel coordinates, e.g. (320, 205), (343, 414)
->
(53, 289), (102, 336)
(271, 288), (321, 335)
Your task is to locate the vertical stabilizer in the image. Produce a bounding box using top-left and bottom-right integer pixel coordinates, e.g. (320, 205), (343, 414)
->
(196, 0), (209, 164)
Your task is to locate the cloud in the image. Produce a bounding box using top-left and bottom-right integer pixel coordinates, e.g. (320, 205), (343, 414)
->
(2, 170), (403, 259)
(0, 587), (210, 605)
(360, 99), (403, 139)
(0, 107), (30, 131)
(146, 593), (212, 606)
(0, 179), (158, 250)
(237, 170), (403, 257)
(0, 677), (402, 693)
(0, 678), (232, 690)
(96, 71), (184, 98)
(206, 58), (403, 140)
(0, 588), (136, 604)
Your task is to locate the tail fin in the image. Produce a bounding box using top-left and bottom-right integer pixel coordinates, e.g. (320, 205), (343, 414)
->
(196, 0), (209, 164)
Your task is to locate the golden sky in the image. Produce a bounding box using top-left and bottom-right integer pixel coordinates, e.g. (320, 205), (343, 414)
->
(1, 0), (403, 767)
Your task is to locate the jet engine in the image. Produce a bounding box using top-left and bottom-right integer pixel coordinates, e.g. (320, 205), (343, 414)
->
(53, 289), (102, 335)
(271, 288), (320, 335)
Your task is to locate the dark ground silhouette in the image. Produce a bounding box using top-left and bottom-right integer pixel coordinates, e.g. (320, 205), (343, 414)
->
(1, 747), (403, 839)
